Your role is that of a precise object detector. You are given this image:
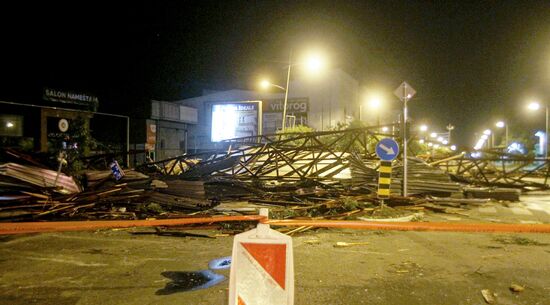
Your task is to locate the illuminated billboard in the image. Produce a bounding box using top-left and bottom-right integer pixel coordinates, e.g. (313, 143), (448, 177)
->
(211, 102), (262, 142)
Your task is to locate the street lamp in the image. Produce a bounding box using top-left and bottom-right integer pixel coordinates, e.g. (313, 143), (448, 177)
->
(359, 93), (383, 127)
(419, 125), (428, 132)
(260, 79), (286, 91)
(527, 101), (548, 159)
(261, 51), (327, 132)
(446, 124), (455, 143)
(495, 121), (508, 148)
(483, 129), (493, 148)
(369, 94), (382, 129)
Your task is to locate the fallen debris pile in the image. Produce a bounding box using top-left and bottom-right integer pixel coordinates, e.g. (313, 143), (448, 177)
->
(0, 161), (218, 221)
(0, 131), (534, 227)
(351, 157), (462, 196)
(0, 162), (81, 194)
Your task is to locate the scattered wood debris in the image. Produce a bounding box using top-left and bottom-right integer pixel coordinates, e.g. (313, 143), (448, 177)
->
(509, 284), (525, 293)
(333, 241), (369, 248)
(481, 289), (496, 304)
(0, 146), (530, 226)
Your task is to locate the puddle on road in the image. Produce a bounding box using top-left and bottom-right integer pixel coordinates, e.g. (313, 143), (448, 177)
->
(155, 256), (232, 295)
(208, 256), (232, 270)
(156, 270), (226, 295)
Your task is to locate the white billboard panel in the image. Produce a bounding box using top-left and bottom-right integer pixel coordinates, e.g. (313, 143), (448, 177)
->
(211, 102), (260, 142)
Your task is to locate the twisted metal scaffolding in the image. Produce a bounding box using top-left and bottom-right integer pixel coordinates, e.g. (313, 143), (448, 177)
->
(429, 150), (550, 190)
(142, 127), (391, 181)
(141, 128), (550, 192)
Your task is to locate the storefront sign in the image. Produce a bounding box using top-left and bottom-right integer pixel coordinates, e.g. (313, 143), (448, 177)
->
(146, 122), (157, 151)
(263, 98), (309, 113)
(43, 88), (99, 109)
(58, 119), (69, 132)
(211, 102), (260, 142)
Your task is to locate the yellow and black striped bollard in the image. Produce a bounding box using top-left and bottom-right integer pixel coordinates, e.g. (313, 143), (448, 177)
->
(377, 161), (392, 199)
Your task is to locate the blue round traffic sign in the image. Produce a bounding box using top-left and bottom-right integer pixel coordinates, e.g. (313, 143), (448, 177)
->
(375, 138), (400, 161)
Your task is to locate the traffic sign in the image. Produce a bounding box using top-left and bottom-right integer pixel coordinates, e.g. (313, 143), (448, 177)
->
(394, 81), (416, 101)
(375, 138), (400, 161)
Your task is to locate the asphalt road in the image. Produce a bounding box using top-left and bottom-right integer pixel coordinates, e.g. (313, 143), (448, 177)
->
(1, 223), (549, 304)
(1, 192), (550, 304)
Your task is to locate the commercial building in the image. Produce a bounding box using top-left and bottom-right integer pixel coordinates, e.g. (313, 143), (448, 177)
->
(175, 68), (360, 152)
(0, 88), (100, 153)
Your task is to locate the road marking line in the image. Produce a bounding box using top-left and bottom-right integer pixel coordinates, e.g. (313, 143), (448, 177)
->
(478, 207), (497, 214)
(510, 207), (533, 216)
(520, 220), (543, 224)
(524, 203), (550, 215)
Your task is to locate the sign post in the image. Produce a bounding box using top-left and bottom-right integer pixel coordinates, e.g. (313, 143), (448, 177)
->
(375, 138), (399, 202)
(393, 82), (416, 197)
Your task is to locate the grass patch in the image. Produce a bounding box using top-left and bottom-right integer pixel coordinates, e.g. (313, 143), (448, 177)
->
(494, 236), (548, 246)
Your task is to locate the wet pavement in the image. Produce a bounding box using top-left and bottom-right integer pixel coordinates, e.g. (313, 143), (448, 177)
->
(0, 192), (549, 304)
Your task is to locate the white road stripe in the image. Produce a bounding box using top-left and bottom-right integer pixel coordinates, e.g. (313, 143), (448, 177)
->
(478, 207), (497, 214)
(509, 207), (533, 216)
(519, 220), (543, 224)
(524, 203), (550, 215)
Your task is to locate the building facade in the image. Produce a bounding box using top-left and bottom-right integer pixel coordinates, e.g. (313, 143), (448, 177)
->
(174, 68), (360, 152)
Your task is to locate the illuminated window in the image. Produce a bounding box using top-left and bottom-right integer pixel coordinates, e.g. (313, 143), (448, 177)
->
(0, 115), (23, 136)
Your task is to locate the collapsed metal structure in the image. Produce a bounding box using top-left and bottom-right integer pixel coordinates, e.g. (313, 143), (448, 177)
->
(145, 126), (387, 181)
(429, 151), (550, 190)
(143, 127), (550, 192)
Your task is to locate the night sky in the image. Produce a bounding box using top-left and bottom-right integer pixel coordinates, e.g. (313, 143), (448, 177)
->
(2, 1), (550, 148)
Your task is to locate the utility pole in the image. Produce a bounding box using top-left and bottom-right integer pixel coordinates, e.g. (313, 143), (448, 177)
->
(393, 82), (416, 197)
(446, 124), (455, 143)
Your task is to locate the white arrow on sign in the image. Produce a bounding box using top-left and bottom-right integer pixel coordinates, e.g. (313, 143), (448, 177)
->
(379, 143), (396, 155)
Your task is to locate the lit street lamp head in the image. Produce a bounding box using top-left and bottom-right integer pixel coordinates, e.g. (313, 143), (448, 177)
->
(528, 101), (541, 111)
(420, 125), (428, 132)
(483, 129), (491, 135)
(259, 79), (285, 91)
(430, 132), (437, 138)
(495, 121), (505, 128)
(305, 53), (325, 73)
(369, 96), (382, 109)
(260, 80), (270, 90)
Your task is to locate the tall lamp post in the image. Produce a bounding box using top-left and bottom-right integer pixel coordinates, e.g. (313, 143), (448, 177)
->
(527, 101), (548, 159)
(419, 124), (428, 142)
(495, 121), (508, 148)
(483, 129), (493, 148)
(260, 80), (287, 130)
(260, 51), (326, 132)
(360, 93), (382, 128)
(446, 124), (455, 144)
(281, 52), (293, 132)
(370, 95), (382, 129)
